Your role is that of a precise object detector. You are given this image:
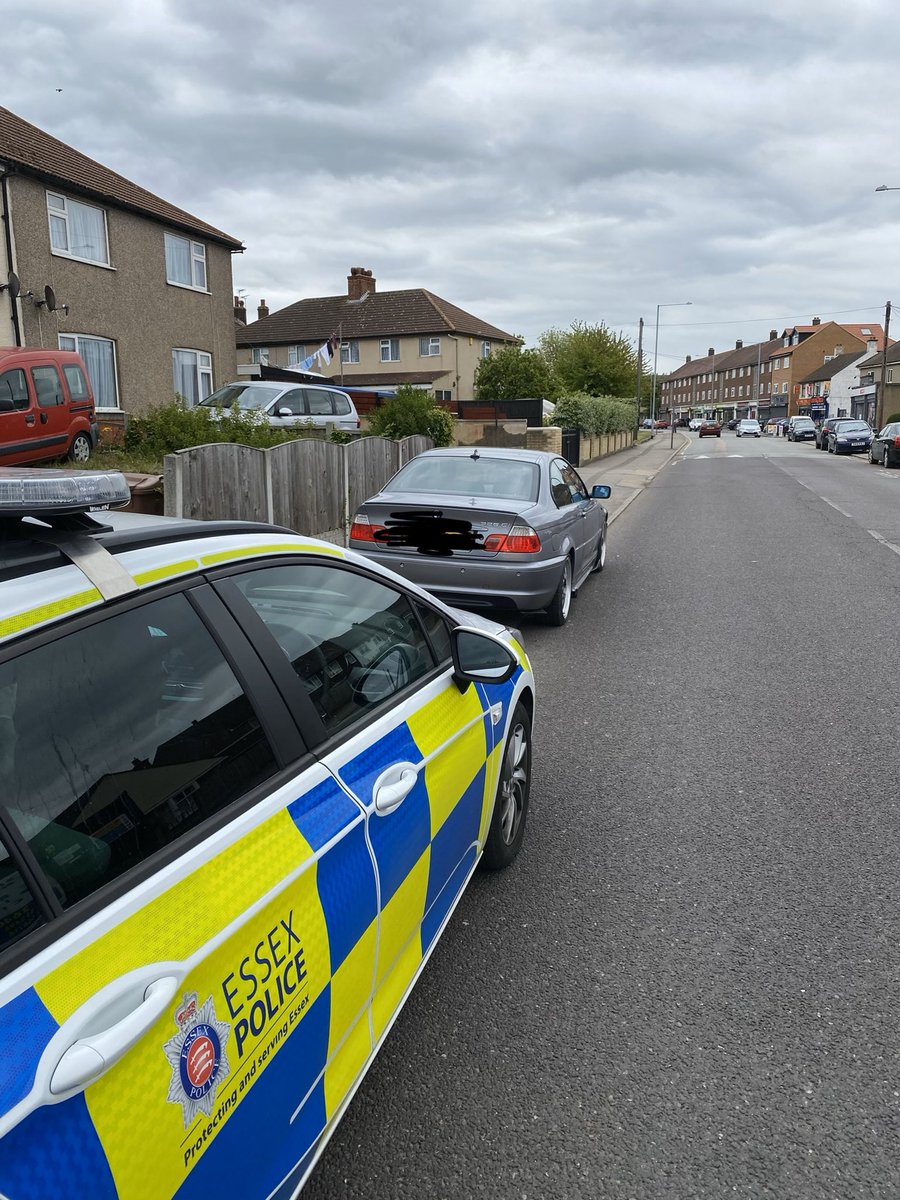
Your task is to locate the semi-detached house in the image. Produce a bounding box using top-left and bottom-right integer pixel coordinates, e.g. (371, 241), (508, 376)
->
(0, 106), (243, 427)
(235, 267), (518, 401)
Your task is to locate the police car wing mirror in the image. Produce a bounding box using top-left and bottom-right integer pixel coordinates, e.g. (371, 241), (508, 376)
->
(451, 627), (518, 692)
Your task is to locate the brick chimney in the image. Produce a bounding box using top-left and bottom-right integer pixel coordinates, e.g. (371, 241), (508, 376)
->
(735, 339), (743, 349)
(769, 329), (778, 339)
(812, 316), (821, 325)
(708, 347), (715, 355)
(686, 354), (692, 363)
(347, 267), (376, 301)
(257, 299), (269, 320)
(234, 295), (247, 324)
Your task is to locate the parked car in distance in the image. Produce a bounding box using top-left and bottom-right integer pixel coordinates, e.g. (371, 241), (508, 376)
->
(200, 380), (360, 430)
(654, 418), (669, 429)
(736, 419), (762, 438)
(788, 416), (817, 441)
(815, 417), (848, 449)
(689, 417), (704, 431)
(698, 420), (721, 438)
(641, 418), (654, 429)
(726, 418), (740, 430)
(826, 419), (873, 454)
(350, 447), (612, 627)
(869, 421), (900, 467)
(0, 466), (535, 1199)
(0, 346), (99, 465)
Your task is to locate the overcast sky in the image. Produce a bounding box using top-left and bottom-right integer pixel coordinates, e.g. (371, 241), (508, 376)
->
(5, 0), (900, 374)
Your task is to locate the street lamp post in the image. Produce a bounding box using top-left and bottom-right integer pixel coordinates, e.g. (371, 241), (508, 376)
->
(651, 301), (692, 436)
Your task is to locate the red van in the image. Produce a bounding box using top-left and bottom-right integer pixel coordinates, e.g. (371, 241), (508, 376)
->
(0, 347), (100, 466)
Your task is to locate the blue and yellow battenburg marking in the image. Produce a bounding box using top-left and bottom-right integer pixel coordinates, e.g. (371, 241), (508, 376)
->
(0, 533), (532, 1199)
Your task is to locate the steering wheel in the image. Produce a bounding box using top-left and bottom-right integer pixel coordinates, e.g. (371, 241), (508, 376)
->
(266, 623), (331, 710)
(352, 643), (418, 705)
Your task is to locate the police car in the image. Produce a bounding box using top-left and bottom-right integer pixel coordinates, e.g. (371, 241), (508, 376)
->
(0, 468), (535, 1200)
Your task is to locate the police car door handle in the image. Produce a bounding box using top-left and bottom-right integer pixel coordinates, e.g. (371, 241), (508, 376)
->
(373, 763), (419, 814)
(48, 974), (180, 1096)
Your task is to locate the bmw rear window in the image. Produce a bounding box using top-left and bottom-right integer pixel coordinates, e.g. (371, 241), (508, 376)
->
(387, 456), (540, 502)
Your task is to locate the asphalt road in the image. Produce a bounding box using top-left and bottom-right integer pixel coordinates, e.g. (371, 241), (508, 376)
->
(305, 433), (900, 1200)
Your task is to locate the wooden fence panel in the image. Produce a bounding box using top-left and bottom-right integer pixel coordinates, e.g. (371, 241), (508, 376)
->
(164, 443), (268, 522)
(164, 435), (433, 541)
(400, 435), (431, 464)
(268, 439), (346, 541)
(346, 437), (400, 521)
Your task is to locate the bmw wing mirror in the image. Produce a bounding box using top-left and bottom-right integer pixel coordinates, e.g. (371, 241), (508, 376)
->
(451, 628), (518, 692)
(591, 484), (612, 499)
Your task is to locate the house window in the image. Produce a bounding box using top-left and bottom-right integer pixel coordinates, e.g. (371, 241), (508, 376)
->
(782, 382), (788, 394)
(481, 341), (491, 359)
(287, 345), (305, 366)
(251, 347), (269, 365)
(165, 233), (207, 290)
(58, 334), (119, 409)
(341, 340), (360, 364)
(173, 349), (213, 405)
(739, 386), (744, 397)
(889, 369), (894, 383)
(380, 338), (400, 363)
(46, 192), (109, 265)
(434, 389), (452, 401)
(420, 337), (441, 357)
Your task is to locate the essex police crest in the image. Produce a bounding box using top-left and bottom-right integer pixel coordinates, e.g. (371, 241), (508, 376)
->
(164, 992), (231, 1127)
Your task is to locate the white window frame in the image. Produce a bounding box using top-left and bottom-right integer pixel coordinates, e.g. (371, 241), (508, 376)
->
(419, 336), (441, 357)
(46, 191), (111, 268)
(341, 340), (360, 365)
(173, 348), (213, 406)
(481, 341), (491, 359)
(58, 333), (120, 410)
(380, 338), (400, 363)
(287, 345), (305, 366)
(165, 233), (208, 291)
(251, 347), (269, 365)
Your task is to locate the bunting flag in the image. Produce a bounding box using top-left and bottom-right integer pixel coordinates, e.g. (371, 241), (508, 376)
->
(299, 353), (317, 371)
(318, 340), (332, 366)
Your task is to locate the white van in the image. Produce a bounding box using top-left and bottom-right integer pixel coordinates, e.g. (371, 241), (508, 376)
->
(200, 380), (360, 431)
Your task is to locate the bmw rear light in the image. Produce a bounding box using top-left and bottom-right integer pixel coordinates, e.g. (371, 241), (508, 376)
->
(483, 524), (542, 553)
(349, 513), (386, 542)
(893, 436), (900, 448)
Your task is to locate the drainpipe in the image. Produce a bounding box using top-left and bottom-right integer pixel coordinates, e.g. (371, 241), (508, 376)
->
(0, 169), (22, 346)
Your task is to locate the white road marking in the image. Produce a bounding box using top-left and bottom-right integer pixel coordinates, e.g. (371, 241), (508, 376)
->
(867, 529), (900, 557)
(821, 497), (853, 519)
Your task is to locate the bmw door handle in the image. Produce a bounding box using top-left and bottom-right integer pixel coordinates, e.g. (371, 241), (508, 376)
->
(372, 761), (419, 814)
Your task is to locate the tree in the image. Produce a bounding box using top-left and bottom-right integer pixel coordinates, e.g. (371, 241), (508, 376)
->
(367, 385), (454, 446)
(474, 343), (559, 402)
(539, 321), (644, 400)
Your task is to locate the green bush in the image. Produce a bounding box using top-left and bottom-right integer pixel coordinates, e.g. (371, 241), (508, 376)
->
(884, 412), (900, 425)
(552, 392), (636, 436)
(124, 396), (323, 459)
(367, 386), (454, 446)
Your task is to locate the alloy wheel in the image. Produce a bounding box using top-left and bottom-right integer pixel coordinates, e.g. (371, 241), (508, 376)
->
(498, 721), (529, 845)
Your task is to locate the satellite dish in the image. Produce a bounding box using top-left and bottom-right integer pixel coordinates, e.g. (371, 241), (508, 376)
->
(44, 285), (57, 312)
(0, 271), (19, 299)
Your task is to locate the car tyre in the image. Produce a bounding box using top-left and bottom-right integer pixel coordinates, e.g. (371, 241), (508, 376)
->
(591, 530), (607, 573)
(546, 557), (572, 626)
(68, 433), (92, 464)
(481, 702), (531, 871)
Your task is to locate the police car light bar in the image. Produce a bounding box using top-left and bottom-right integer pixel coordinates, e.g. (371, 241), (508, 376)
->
(0, 468), (131, 515)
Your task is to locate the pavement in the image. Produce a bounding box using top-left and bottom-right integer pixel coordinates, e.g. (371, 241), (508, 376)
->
(577, 429), (690, 524)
